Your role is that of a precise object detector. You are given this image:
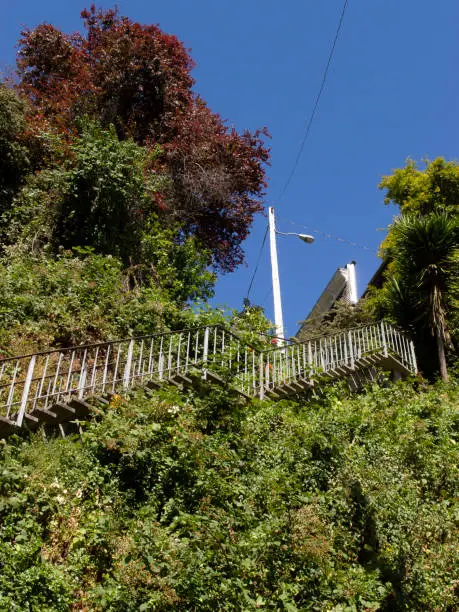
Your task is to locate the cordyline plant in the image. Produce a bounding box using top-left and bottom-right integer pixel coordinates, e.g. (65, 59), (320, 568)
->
(16, 5), (270, 272)
(387, 213), (458, 382)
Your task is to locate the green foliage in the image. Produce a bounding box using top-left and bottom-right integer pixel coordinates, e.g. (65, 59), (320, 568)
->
(52, 120), (163, 262)
(296, 299), (376, 343)
(138, 216), (216, 305)
(387, 214), (458, 330)
(0, 248), (168, 353)
(380, 157), (459, 217)
(377, 157), (459, 258)
(7, 119), (163, 259)
(5, 120), (217, 310)
(1, 378), (458, 609)
(372, 213), (458, 380)
(0, 85), (30, 231)
(373, 158), (459, 378)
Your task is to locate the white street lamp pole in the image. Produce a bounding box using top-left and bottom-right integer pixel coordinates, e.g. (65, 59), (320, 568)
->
(268, 206), (284, 343)
(268, 206), (314, 346)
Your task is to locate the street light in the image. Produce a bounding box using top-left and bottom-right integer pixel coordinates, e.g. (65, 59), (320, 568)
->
(276, 231), (315, 244)
(268, 207), (314, 345)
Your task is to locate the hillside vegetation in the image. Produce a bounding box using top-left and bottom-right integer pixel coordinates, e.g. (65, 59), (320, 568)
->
(1, 378), (458, 610)
(0, 5), (269, 356)
(0, 8), (458, 611)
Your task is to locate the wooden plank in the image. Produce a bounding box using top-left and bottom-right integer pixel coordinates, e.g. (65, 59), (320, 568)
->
(30, 408), (58, 424)
(173, 373), (194, 388)
(290, 380), (308, 392)
(0, 416), (17, 437)
(68, 398), (92, 418)
(50, 402), (76, 420)
(265, 389), (281, 399)
(356, 355), (382, 368)
(338, 364), (354, 374)
(228, 385), (252, 401)
(378, 354), (412, 377)
(284, 383), (300, 394)
(205, 370), (225, 385)
(24, 413), (40, 431)
(273, 385), (291, 398)
(146, 379), (162, 390)
(297, 377), (313, 388)
(94, 396), (110, 405)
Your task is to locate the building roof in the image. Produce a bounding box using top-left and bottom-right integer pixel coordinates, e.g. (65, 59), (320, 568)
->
(361, 259), (389, 296)
(296, 262), (357, 338)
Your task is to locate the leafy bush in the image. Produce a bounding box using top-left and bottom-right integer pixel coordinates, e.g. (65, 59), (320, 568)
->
(0, 248), (168, 353)
(0, 378), (458, 610)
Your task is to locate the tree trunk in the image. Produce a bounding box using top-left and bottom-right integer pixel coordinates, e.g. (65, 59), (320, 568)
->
(435, 329), (449, 383)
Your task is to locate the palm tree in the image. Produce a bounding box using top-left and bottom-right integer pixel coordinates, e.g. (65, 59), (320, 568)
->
(389, 213), (458, 382)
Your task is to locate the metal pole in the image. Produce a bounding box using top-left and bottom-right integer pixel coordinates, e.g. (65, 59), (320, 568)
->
(123, 340), (135, 390)
(268, 207), (284, 345)
(380, 321), (388, 357)
(17, 355), (36, 427)
(410, 340), (418, 374)
(259, 352), (264, 399)
(202, 327), (209, 381)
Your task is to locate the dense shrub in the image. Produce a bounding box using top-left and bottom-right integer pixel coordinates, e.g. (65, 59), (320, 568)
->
(0, 378), (458, 610)
(0, 249), (168, 354)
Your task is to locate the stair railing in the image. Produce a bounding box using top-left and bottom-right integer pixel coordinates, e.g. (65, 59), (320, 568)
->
(0, 321), (417, 427)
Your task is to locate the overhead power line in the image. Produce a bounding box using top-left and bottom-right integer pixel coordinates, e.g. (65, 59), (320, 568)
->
(276, 215), (377, 253)
(278, 0), (350, 202)
(246, 210), (376, 306)
(261, 285), (273, 308)
(246, 224), (269, 299)
(247, 0), (351, 306)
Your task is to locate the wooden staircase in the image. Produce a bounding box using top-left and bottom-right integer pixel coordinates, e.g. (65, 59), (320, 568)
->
(0, 322), (417, 438)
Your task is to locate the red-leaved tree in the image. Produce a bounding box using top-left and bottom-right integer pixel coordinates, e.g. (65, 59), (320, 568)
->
(17, 5), (269, 271)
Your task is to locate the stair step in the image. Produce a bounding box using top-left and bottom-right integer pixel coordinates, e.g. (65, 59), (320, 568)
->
(297, 377), (313, 388)
(146, 379), (162, 390)
(269, 385), (286, 396)
(337, 364), (354, 374)
(172, 373), (194, 388)
(50, 402), (76, 421)
(30, 408), (58, 424)
(68, 398), (92, 418)
(95, 396), (110, 405)
(356, 355), (382, 368)
(289, 380), (309, 392)
(274, 384), (295, 397)
(265, 389), (281, 399)
(24, 413), (40, 431)
(0, 416), (17, 437)
(204, 370), (225, 385)
(335, 365), (352, 375)
(168, 378), (185, 390)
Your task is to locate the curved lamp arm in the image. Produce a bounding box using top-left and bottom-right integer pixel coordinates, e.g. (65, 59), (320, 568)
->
(275, 230), (315, 244)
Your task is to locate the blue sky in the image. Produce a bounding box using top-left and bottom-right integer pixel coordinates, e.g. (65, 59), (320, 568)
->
(2, 1), (458, 337)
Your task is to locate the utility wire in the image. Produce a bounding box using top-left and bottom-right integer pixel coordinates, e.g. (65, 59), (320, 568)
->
(246, 209), (375, 308)
(261, 285), (273, 308)
(278, 0), (350, 202)
(246, 224), (269, 299)
(246, 1), (351, 307)
(276, 215), (377, 253)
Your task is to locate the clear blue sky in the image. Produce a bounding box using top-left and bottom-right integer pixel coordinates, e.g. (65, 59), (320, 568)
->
(2, 1), (458, 336)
